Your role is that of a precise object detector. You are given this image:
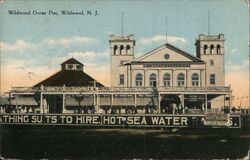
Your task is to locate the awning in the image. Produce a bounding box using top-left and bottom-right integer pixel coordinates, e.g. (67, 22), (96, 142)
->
(113, 94), (134, 106)
(99, 94), (111, 106)
(0, 97), (10, 105)
(136, 94), (158, 106)
(11, 97), (38, 106)
(65, 95), (94, 106)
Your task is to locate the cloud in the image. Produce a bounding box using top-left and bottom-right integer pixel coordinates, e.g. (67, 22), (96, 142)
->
(225, 59), (249, 73)
(47, 50), (109, 67)
(43, 36), (97, 47)
(0, 56), (110, 94)
(230, 48), (238, 54)
(68, 50), (109, 60)
(0, 40), (36, 53)
(0, 36), (97, 54)
(139, 35), (187, 46)
(103, 31), (113, 35)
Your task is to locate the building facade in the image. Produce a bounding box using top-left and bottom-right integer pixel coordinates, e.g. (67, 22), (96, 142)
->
(110, 34), (225, 88)
(0, 33), (232, 115)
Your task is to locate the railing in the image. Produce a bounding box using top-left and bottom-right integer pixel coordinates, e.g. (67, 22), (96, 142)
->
(186, 109), (204, 114)
(11, 86), (231, 93)
(157, 86), (230, 92)
(110, 35), (134, 40)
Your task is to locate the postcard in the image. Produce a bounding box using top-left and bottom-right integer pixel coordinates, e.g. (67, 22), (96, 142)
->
(0, 0), (249, 159)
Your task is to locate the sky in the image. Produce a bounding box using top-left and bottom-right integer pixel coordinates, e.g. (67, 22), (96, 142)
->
(0, 0), (249, 107)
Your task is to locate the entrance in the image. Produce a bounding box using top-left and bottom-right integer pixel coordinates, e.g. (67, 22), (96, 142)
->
(46, 95), (63, 113)
(160, 95), (181, 114)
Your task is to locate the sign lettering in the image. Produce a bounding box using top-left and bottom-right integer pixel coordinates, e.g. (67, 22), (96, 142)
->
(0, 114), (241, 128)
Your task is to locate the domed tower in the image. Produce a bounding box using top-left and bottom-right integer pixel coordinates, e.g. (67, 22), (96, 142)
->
(109, 35), (135, 87)
(195, 34), (225, 86)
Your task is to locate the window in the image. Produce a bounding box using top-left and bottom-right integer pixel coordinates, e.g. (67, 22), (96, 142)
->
(120, 45), (124, 55)
(191, 73), (199, 86)
(149, 73), (157, 87)
(177, 73), (185, 86)
(210, 74), (216, 85)
(164, 54), (170, 60)
(135, 73), (143, 86)
(67, 64), (73, 70)
(210, 60), (214, 66)
(119, 74), (125, 85)
(204, 45), (208, 54)
(76, 64), (82, 70)
(210, 45), (214, 54)
(114, 45), (118, 55)
(163, 73), (171, 86)
(126, 45), (130, 54)
(217, 45), (221, 54)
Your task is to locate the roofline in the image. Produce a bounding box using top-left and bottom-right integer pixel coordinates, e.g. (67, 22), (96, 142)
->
(33, 70), (105, 87)
(61, 58), (84, 65)
(166, 43), (203, 62)
(127, 44), (166, 63)
(126, 43), (204, 64)
(33, 70), (61, 87)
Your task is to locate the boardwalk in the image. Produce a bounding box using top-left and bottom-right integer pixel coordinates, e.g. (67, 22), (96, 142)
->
(1, 126), (250, 159)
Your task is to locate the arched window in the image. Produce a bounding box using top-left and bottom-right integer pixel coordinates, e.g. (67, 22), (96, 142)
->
(163, 73), (171, 86)
(114, 45), (118, 55)
(204, 45), (208, 54)
(135, 73), (143, 86)
(191, 73), (199, 86)
(210, 45), (214, 54)
(149, 73), (157, 87)
(217, 45), (221, 54)
(177, 73), (185, 87)
(126, 45), (130, 54)
(120, 45), (124, 55)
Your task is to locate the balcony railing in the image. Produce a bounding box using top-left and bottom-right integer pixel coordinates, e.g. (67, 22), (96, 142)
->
(11, 86), (231, 93)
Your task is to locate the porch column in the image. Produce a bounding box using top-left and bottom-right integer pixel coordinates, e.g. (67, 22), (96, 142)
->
(40, 93), (43, 113)
(186, 69), (188, 87)
(157, 69), (160, 87)
(62, 94), (66, 113)
(200, 70), (202, 87)
(134, 93), (137, 107)
(96, 94), (99, 113)
(144, 70), (146, 87)
(181, 94), (184, 114)
(111, 94), (114, 105)
(224, 94), (226, 113)
(229, 90), (232, 113)
(134, 94), (137, 114)
(205, 93), (207, 114)
(158, 94), (161, 113)
(93, 93), (96, 106)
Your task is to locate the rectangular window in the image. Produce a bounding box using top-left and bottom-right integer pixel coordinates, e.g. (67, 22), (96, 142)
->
(136, 81), (142, 86)
(150, 81), (157, 87)
(210, 60), (214, 66)
(67, 64), (73, 70)
(178, 81), (184, 87)
(119, 74), (125, 85)
(192, 81), (199, 86)
(164, 80), (170, 87)
(210, 74), (216, 85)
(76, 65), (81, 70)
